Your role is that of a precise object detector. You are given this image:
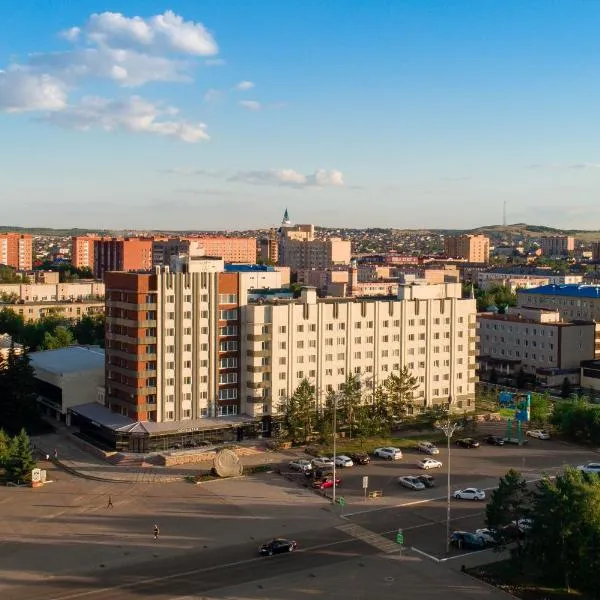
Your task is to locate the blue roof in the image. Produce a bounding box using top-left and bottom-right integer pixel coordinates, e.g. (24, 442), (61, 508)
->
(520, 284), (600, 298)
(225, 264), (275, 272)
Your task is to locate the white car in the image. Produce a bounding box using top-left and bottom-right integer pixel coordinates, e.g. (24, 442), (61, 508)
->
(511, 518), (533, 532)
(398, 475), (426, 490)
(334, 455), (354, 468)
(453, 488), (486, 501)
(312, 456), (334, 469)
(474, 528), (497, 544)
(526, 429), (551, 440)
(373, 447), (403, 460)
(577, 462), (600, 474)
(288, 459), (313, 472)
(416, 441), (440, 455)
(416, 458), (443, 470)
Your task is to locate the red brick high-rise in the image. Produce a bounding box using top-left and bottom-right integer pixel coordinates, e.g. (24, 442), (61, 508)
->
(0, 232), (32, 271)
(94, 237), (154, 280)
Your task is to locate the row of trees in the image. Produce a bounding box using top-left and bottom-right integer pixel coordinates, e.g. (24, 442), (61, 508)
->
(550, 398), (600, 446)
(0, 429), (37, 483)
(277, 368), (446, 442)
(0, 309), (105, 351)
(486, 468), (600, 594)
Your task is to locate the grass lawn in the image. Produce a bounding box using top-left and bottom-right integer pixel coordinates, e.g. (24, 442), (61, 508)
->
(468, 559), (590, 600)
(313, 433), (447, 456)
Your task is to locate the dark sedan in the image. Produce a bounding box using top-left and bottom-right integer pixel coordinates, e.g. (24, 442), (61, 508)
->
(259, 538), (298, 556)
(456, 437), (480, 449)
(484, 435), (505, 446)
(449, 531), (485, 550)
(416, 474), (435, 488)
(348, 452), (370, 465)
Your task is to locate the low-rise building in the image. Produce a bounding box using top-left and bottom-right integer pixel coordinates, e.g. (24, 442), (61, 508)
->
(7, 300), (104, 322)
(0, 281), (105, 302)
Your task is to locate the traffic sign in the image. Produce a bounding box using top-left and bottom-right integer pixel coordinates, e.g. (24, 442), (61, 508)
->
(362, 475), (369, 489)
(396, 528), (404, 545)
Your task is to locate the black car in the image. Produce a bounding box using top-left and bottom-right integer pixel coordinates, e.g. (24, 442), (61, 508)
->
(484, 435), (505, 446)
(456, 437), (480, 449)
(259, 538), (298, 556)
(348, 452), (370, 465)
(449, 531), (485, 550)
(416, 474), (435, 488)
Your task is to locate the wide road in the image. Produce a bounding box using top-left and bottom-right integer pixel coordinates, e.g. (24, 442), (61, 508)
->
(3, 526), (379, 600)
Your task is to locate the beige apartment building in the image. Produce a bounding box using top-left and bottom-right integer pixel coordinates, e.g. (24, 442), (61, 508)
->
(0, 282), (105, 302)
(241, 282), (477, 419)
(517, 284), (600, 322)
(444, 234), (490, 264)
(279, 224), (351, 270)
(152, 237), (257, 266)
(540, 235), (574, 257)
(9, 301), (104, 322)
(478, 306), (597, 385)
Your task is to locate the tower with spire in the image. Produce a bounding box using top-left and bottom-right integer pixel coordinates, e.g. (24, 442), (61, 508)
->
(281, 208), (291, 227)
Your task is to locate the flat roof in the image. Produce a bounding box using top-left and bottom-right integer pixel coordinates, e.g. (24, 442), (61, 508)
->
(520, 284), (600, 298)
(225, 264), (275, 272)
(29, 346), (105, 375)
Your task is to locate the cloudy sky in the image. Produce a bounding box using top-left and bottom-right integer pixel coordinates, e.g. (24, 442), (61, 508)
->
(2, 0), (600, 230)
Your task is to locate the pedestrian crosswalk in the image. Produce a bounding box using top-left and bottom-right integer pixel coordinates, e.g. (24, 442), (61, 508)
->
(337, 523), (400, 554)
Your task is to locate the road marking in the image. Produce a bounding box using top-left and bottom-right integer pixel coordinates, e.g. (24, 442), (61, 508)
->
(337, 523), (400, 554)
(411, 546), (441, 563)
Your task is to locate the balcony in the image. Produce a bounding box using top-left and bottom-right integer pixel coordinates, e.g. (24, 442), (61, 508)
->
(246, 396), (265, 404)
(247, 349), (270, 358)
(247, 334), (270, 342)
(247, 365), (270, 373)
(246, 381), (269, 390)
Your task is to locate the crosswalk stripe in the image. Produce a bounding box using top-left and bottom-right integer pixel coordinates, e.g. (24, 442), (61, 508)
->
(336, 523), (400, 554)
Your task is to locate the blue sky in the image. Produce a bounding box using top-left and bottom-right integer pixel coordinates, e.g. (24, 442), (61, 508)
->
(2, 0), (600, 231)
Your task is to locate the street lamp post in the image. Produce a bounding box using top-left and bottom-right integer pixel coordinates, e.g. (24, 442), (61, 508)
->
(436, 412), (460, 554)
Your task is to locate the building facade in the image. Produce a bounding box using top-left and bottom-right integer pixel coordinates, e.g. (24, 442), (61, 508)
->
(71, 235), (100, 270)
(0, 281), (105, 302)
(444, 234), (490, 264)
(7, 300), (104, 322)
(152, 237), (257, 266)
(0, 232), (33, 271)
(540, 235), (575, 257)
(517, 284), (600, 322)
(94, 237), (154, 279)
(242, 283), (477, 419)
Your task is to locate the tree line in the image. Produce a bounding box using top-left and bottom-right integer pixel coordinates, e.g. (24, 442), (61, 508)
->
(551, 397), (600, 446)
(486, 467), (600, 595)
(0, 429), (37, 484)
(277, 367), (448, 442)
(0, 309), (105, 351)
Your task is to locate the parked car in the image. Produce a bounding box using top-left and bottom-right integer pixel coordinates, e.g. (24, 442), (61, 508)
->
(312, 456), (334, 469)
(288, 459), (313, 472)
(449, 531), (485, 550)
(577, 462), (600, 474)
(312, 477), (341, 490)
(373, 447), (403, 460)
(416, 474), (435, 488)
(455, 437), (480, 449)
(398, 475), (426, 490)
(416, 441), (440, 455)
(416, 458), (443, 470)
(474, 528), (498, 545)
(259, 538), (297, 556)
(500, 519), (532, 541)
(483, 435), (505, 446)
(348, 452), (370, 465)
(334, 455), (354, 468)
(526, 429), (551, 440)
(453, 488), (486, 501)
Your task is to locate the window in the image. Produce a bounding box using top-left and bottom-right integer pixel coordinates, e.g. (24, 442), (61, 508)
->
(218, 388), (238, 400)
(310, 324), (317, 332)
(325, 353), (333, 361)
(367, 321), (373, 328)
(297, 340), (304, 349)
(297, 371), (304, 379)
(393, 334), (400, 342)
(279, 325), (287, 333)
(408, 334), (415, 341)
(419, 319), (426, 326)
(297, 356), (304, 363)
(354, 351), (362, 359)
(184, 311), (192, 319)
(297, 325), (304, 332)
(366, 336), (373, 343)
(355, 337), (361, 344)
(382, 335), (389, 342)
(309, 340), (317, 348)
(184, 294), (192, 302)
(219, 341), (238, 351)
(183, 376), (192, 384)
(279, 341), (287, 349)
(382, 320), (389, 327)
(408, 319), (415, 326)
(354, 366), (361, 374)
(184, 360), (192, 368)
(217, 405), (238, 416)
(366, 351), (373, 358)
(309, 369), (316, 377)
(219, 309), (238, 320)
(279, 357), (286, 365)
(309, 355), (317, 363)
(325, 338), (333, 346)
(337, 353), (345, 360)
(220, 357), (237, 369)
(218, 294), (238, 304)
(184, 344), (192, 352)
(279, 373), (286, 380)
(381, 350), (389, 357)
(325, 368), (333, 376)
(184, 327), (191, 335)
(166, 312), (175, 320)
(220, 325), (238, 336)
(219, 372), (238, 384)
(337, 337), (345, 345)
(338, 323), (345, 330)
(338, 367), (345, 375)
(326, 323), (334, 330)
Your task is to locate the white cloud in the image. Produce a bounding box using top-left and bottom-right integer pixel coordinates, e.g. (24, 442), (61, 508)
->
(239, 100), (262, 111)
(68, 10), (218, 56)
(203, 88), (223, 103)
(234, 80), (254, 91)
(0, 68), (67, 112)
(229, 168), (345, 189)
(42, 95), (209, 142)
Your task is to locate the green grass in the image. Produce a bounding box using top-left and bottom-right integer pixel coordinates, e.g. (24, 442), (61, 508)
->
(314, 433), (447, 456)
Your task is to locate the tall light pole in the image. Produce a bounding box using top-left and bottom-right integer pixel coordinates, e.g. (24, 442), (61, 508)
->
(436, 409), (460, 554)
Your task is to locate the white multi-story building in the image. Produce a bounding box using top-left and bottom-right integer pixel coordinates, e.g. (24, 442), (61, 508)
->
(241, 282), (477, 418)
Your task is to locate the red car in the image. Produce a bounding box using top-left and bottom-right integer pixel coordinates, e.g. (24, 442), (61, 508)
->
(312, 477), (341, 490)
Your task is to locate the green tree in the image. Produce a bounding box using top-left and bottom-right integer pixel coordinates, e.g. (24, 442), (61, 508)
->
(382, 367), (419, 422)
(0, 429), (10, 466)
(41, 325), (76, 350)
(71, 314), (105, 347)
(5, 428), (36, 483)
(278, 379), (317, 442)
(337, 374), (363, 438)
(529, 392), (551, 426)
(485, 469), (530, 553)
(561, 377), (573, 399)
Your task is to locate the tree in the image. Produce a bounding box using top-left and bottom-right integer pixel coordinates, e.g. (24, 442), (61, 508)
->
(561, 377), (573, 399)
(5, 428), (36, 483)
(41, 325), (76, 350)
(337, 374), (363, 438)
(529, 392), (551, 427)
(71, 314), (105, 347)
(0, 429), (10, 466)
(485, 469), (530, 553)
(278, 379), (317, 442)
(382, 367), (419, 422)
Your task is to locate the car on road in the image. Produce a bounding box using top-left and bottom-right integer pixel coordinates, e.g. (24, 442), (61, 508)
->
(398, 475), (426, 490)
(453, 488), (486, 501)
(373, 447), (403, 460)
(259, 538), (297, 556)
(348, 452), (370, 465)
(288, 459), (313, 472)
(577, 462), (600, 474)
(455, 437), (480, 449)
(449, 531), (485, 550)
(483, 435), (505, 446)
(474, 528), (498, 545)
(312, 477), (341, 490)
(312, 456), (334, 469)
(416, 458), (443, 470)
(416, 474), (435, 488)
(416, 441), (440, 455)
(334, 455), (354, 468)
(526, 429), (551, 440)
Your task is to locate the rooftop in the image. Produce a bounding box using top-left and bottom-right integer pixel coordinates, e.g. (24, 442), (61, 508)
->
(520, 284), (600, 298)
(29, 346), (105, 375)
(225, 264), (276, 272)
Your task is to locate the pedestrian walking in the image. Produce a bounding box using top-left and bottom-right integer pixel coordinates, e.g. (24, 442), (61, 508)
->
(153, 524), (160, 540)
(107, 495), (113, 509)
(45, 453), (50, 461)
(53, 448), (58, 459)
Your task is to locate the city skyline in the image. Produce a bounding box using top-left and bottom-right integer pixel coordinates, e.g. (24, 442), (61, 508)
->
(2, 1), (600, 230)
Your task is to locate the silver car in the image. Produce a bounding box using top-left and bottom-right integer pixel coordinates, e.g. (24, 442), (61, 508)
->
(416, 441), (440, 455)
(398, 475), (426, 490)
